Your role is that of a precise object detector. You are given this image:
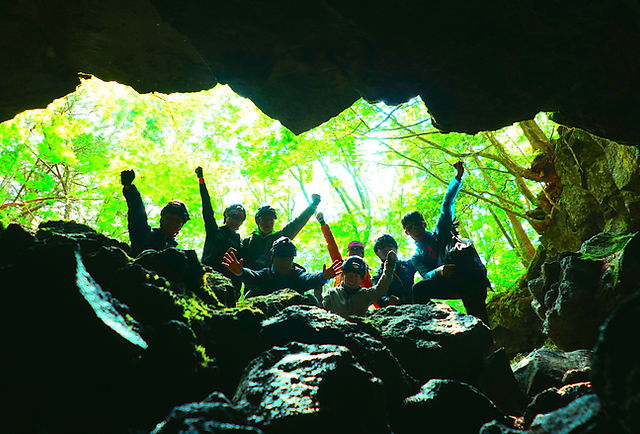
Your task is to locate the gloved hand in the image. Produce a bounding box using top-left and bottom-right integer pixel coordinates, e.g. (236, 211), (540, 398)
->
(311, 193), (321, 206)
(195, 166), (204, 178)
(316, 212), (326, 225)
(383, 250), (398, 276)
(120, 169), (135, 186)
(454, 160), (464, 180)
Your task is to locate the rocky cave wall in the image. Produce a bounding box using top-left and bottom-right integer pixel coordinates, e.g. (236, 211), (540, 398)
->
(4, 0), (640, 142)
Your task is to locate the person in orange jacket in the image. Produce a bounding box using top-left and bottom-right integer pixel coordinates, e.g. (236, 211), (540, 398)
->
(315, 212), (372, 288)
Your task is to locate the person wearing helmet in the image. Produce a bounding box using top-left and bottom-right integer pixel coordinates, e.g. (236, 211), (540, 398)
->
(222, 236), (342, 298)
(120, 169), (190, 257)
(241, 194), (322, 272)
(404, 161), (490, 324)
(315, 212), (372, 288)
(371, 233), (416, 306)
(195, 166), (246, 302)
(322, 251), (397, 317)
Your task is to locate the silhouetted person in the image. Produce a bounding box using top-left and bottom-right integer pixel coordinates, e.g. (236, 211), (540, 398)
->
(195, 166), (246, 302)
(323, 252), (396, 317)
(120, 169), (189, 257)
(223, 236), (342, 299)
(241, 195), (321, 271)
(316, 212), (372, 288)
(405, 160), (489, 324)
(371, 233), (416, 306)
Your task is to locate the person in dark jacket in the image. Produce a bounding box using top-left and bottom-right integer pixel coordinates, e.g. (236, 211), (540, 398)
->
(120, 169), (190, 257)
(241, 195), (321, 272)
(405, 160), (489, 324)
(222, 236), (342, 298)
(371, 233), (416, 306)
(195, 166), (246, 302)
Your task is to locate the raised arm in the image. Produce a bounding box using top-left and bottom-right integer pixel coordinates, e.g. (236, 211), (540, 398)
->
(121, 170), (151, 245)
(281, 194), (322, 239)
(434, 161), (464, 238)
(196, 166), (218, 233)
(317, 212), (342, 263)
(364, 251), (397, 303)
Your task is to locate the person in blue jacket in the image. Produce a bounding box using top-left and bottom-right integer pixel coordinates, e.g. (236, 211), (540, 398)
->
(404, 160), (489, 324)
(120, 169), (190, 257)
(222, 236), (342, 299)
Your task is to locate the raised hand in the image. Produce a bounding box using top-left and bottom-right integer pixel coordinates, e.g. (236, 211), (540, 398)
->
(322, 259), (343, 280)
(195, 166), (204, 178)
(453, 160), (464, 180)
(311, 193), (321, 206)
(120, 169), (135, 186)
(222, 250), (244, 276)
(315, 211), (326, 225)
(385, 250), (397, 268)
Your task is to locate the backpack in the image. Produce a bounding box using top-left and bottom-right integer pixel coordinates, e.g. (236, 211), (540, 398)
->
(444, 225), (492, 290)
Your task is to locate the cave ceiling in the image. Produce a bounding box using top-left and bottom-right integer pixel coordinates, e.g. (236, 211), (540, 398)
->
(2, 0), (640, 143)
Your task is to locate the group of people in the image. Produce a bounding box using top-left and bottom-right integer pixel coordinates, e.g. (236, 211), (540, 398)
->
(120, 161), (490, 324)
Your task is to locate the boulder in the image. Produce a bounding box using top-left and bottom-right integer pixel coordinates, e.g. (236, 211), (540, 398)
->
(191, 307), (267, 396)
(2, 242), (147, 432)
(233, 342), (390, 433)
(543, 254), (602, 350)
(592, 291), (640, 433)
(523, 382), (593, 427)
(397, 379), (504, 434)
(529, 394), (608, 433)
(260, 305), (417, 404)
(488, 283), (546, 359)
(366, 303), (492, 384)
(152, 392), (263, 433)
(512, 347), (592, 398)
(242, 288), (319, 318)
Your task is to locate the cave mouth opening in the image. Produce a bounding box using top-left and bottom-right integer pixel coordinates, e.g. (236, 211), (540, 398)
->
(0, 75), (556, 296)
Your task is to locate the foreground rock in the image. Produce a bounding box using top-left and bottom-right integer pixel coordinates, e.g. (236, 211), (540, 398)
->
(233, 342), (390, 433)
(396, 379), (504, 434)
(366, 303), (492, 384)
(260, 305), (417, 405)
(592, 291), (640, 433)
(512, 347), (592, 398)
(528, 232), (640, 351)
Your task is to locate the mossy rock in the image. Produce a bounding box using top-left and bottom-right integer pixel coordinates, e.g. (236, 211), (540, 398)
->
(487, 286), (546, 360)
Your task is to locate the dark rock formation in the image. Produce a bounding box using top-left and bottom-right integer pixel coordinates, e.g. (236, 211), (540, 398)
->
(5, 220), (635, 432)
(397, 379), (504, 434)
(487, 283), (546, 360)
(512, 348), (592, 399)
(529, 394), (607, 433)
(5, 2), (640, 141)
(523, 382), (593, 428)
(366, 303), (492, 384)
(592, 291), (640, 434)
(260, 305), (417, 405)
(152, 392), (264, 433)
(233, 342), (390, 433)
(527, 231), (640, 350)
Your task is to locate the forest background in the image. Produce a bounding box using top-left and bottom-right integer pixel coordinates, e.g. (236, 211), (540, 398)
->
(0, 77), (558, 306)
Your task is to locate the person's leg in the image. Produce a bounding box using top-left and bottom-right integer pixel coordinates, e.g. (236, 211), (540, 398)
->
(412, 278), (464, 303)
(461, 285), (489, 325)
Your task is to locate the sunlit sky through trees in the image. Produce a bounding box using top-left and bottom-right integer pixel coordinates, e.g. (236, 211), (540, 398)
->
(0, 76), (559, 296)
